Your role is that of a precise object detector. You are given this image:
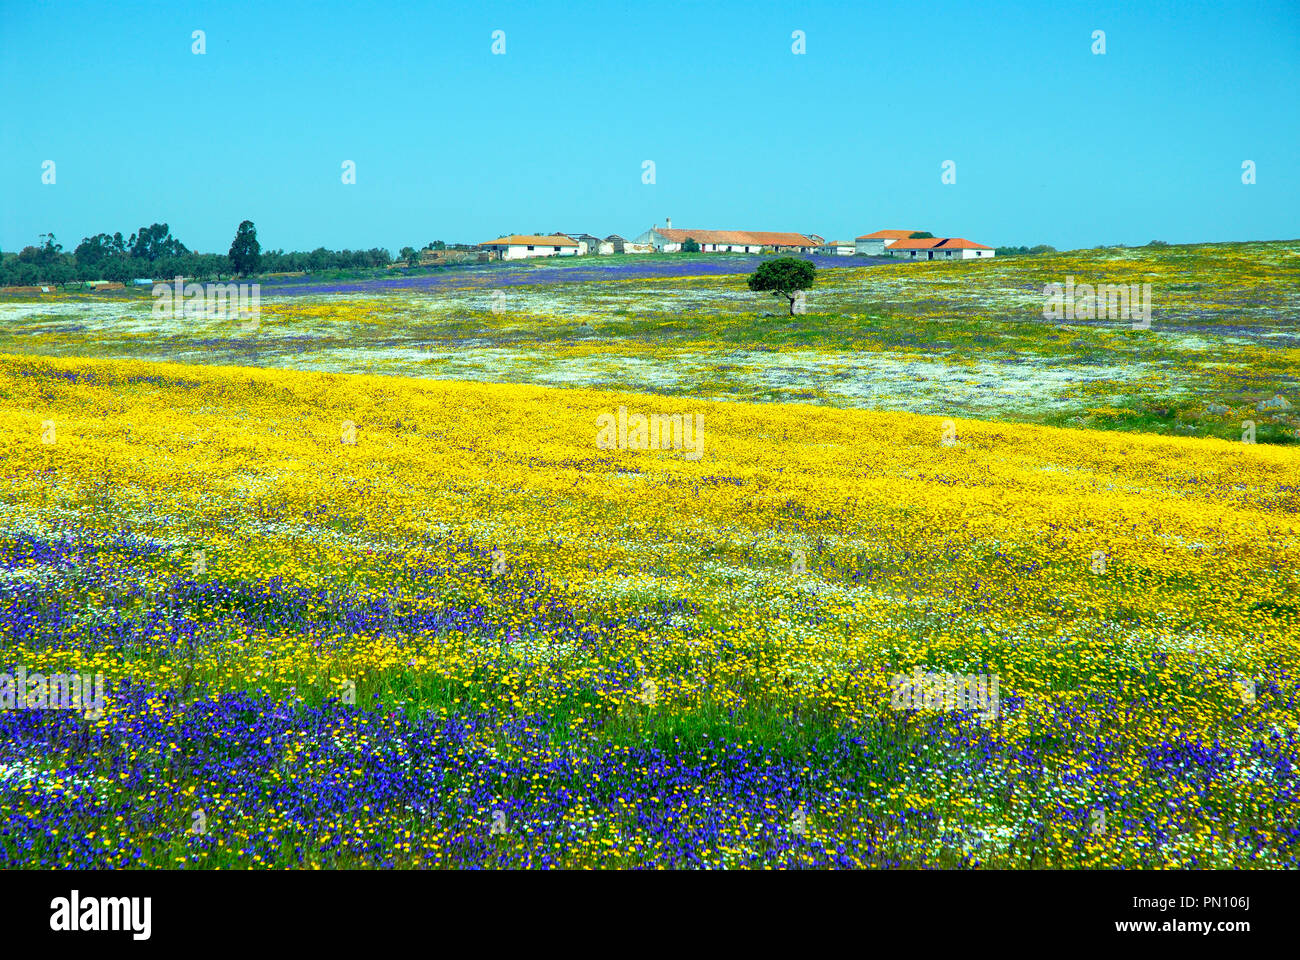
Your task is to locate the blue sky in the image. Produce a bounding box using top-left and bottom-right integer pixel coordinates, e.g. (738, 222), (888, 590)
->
(3, 0), (1297, 254)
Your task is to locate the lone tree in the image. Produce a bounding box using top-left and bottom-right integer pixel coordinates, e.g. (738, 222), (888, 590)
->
(747, 257), (815, 315)
(228, 220), (261, 276)
(681, 237), (700, 253)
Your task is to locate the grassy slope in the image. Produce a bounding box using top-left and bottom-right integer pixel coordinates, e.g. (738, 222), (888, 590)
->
(2, 241), (1296, 445)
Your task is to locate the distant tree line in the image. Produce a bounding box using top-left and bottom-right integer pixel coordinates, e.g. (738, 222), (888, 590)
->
(256, 247), (395, 274)
(0, 221), (441, 287)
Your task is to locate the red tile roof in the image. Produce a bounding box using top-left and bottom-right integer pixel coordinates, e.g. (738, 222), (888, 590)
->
(856, 229), (925, 240)
(888, 237), (993, 250)
(888, 238), (944, 249)
(656, 228), (819, 247)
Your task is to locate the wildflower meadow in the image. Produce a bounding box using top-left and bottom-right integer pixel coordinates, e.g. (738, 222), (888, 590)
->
(1, 243), (1297, 870)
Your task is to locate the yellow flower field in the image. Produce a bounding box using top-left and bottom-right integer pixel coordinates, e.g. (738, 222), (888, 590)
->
(1, 350), (1296, 868)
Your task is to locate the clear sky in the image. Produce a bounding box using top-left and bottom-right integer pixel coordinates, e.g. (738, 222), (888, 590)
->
(3, 0), (1297, 254)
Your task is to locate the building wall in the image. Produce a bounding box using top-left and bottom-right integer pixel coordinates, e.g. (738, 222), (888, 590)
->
(634, 230), (817, 255)
(855, 239), (887, 256)
(886, 246), (994, 260)
(499, 244), (578, 260)
(635, 230), (761, 253)
(701, 243), (761, 253)
(631, 229), (665, 250)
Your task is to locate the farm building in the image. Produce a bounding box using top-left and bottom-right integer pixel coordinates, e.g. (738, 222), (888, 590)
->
(558, 233), (602, 255)
(633, 219), (823, 253)
(887, 237), (995, 260)
(620, 235), (655, 254)
(854, 229), (926, 256)
(817, 241), (857, 256)
(597, 235), (626, 255)
(478, 235), (580, 260)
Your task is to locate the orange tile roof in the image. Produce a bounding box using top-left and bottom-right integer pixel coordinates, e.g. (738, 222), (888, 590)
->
(855, 229), (925, 240)
(656, 228), (819, 247)
(889, 237), (994, 251)
(888, 238), (944, 249)
(479, 235), (578, 247)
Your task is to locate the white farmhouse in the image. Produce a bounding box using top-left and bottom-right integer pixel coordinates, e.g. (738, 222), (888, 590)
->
(633, 218), (822, 253)
(817, 241), (857, 256)
(854, 229), (925, 256)
(477, 235), (580, 260)
(886, 237), (995, 260)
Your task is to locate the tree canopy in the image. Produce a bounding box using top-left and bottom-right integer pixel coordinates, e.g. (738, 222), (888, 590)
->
(228, 220), (261, 275)
(129, 223), (188, 261)
(747, 257), (816, 315)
